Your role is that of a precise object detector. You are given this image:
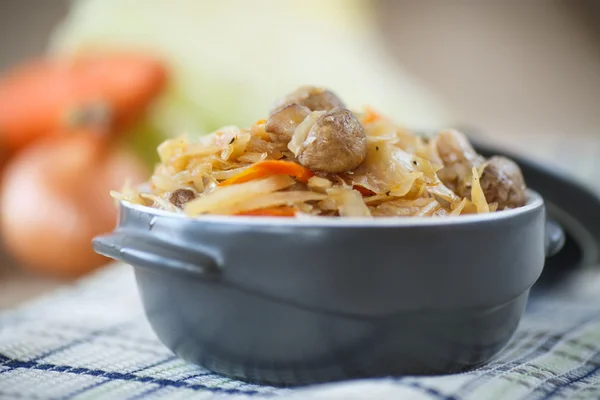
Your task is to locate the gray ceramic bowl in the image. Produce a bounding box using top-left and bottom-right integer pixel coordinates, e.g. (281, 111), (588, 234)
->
(93, 190), (560, 386)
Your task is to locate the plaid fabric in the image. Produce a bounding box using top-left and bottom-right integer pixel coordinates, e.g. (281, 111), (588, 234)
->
(1, 263), (600, 400)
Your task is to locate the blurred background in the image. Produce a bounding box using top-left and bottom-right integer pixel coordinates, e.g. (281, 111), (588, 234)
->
(0, 0), (599, 307)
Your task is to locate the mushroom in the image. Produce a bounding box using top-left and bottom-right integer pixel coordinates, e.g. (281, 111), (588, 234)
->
(434, 129), (485, 197)
(265, 103), (311, 138)
(480, 156), (527, 209)
(433, 130), (527, 208)
(270, 85), (345, 116)
(435, 129), (483, 167)
(289, 108), (367, 173)
(169, 188), (196, 208)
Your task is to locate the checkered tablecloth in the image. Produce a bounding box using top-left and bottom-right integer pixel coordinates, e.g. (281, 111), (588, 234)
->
(2, 263), (600, 400)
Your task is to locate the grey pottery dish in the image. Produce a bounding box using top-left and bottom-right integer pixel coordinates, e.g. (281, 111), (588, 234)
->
(93, 190), (561, 386)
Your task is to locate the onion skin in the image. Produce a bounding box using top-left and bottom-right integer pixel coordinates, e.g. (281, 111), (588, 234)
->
(0, 134), (147, 278)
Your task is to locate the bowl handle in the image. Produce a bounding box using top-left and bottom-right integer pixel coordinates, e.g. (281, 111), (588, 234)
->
(92, 232), (221, 279)
(93, 215), (563, 276)
(545, 217), (565, 258)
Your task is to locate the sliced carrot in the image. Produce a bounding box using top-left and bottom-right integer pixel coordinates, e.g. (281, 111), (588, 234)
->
(235, 206), (296, 217)
(0, 52), (167, 154)
(219, 160), (314, 186)
(353, 185), (376, 196)
(363, 106), (381, 124)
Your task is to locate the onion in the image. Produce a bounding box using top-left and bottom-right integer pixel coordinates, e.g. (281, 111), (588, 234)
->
(0, 134), (147, 278)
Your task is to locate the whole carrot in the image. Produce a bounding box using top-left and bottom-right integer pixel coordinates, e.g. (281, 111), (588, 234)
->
(0, 52), (167, 155)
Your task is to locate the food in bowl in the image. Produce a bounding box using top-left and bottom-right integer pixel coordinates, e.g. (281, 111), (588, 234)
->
(94, 86), (556, 385)
(113, 86), (527, 218)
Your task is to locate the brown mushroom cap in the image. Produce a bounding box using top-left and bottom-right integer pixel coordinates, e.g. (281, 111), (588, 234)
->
(270, 85), (345, 116)
(435, 129), (483, 167)
(294, 108), (367, 173)
(480, 156), (527, 209)
(169, 188), (196, 208)
(265, 103), (311, 138)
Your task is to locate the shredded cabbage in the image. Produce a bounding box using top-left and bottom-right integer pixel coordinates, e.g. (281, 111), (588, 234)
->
(470, 166), (490, 213)
(113, 101), (524, 217)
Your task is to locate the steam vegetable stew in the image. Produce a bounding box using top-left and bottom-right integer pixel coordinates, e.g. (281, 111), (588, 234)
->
(114, 86), (527, 218)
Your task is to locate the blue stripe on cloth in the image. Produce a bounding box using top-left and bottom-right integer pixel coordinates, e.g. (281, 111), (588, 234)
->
(59, 357), (179, 400)
(45, 323), (161, 345)
(455, 309), (600, 395)
(535, 350), (600, 399)
(58, 378), (110, 400)
(129, 356), (179, 374)
(395, 379), (458, 400)
(30, 324), (129, 362)
(0, 323), (166, 358)
(453, 332), (563, 395)
(541, 364), (600, 399)
(0, 353), (265, 396)
(127, 385), (164, 400)
(183, 372), (217, 381)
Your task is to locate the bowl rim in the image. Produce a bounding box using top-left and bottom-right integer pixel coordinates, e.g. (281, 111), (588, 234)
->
(118, 189), (544, 228)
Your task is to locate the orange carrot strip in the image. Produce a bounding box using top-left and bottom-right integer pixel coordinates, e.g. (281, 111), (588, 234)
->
(219, 160), (314, 186)
(235, 206), (296, 217)
(363, 106), (381, 124)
